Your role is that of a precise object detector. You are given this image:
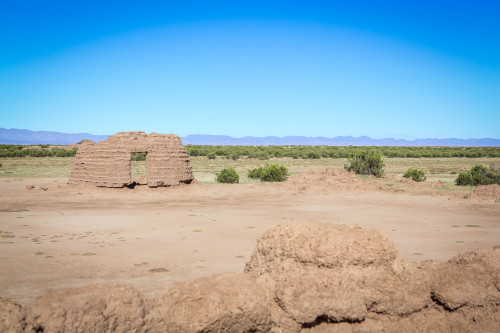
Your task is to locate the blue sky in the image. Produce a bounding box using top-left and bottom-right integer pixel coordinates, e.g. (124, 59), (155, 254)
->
(1, 1), (499, 139)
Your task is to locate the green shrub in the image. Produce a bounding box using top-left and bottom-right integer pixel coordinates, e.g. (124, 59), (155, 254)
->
(259, 164), (289, 182)
(456, 164), (500, 186)
(456, 171), (474, 186)
(344, 150), (385, 177)
(403, 168), (426, 182)
(248, 167), (263, 179)
(207, 153), (216, 160)
(131, 152), (146, 161)
(216, 167), (239, 183)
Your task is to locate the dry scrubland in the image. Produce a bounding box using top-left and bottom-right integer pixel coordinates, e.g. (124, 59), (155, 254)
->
(2, 155), (499, 185)
(1, 156), (499, 331)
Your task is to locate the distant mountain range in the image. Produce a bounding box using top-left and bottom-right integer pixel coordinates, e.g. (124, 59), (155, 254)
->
(1, 128), (499, 146)
(0, 128), (109, 145)
(182, 135), (500, 147)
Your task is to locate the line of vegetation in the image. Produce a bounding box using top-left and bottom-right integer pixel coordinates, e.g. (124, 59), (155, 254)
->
(455, 165), (500, 186)
(2, 144), (499, 160)
(186, 145), (500, 159)
(0, 145), (77, 157)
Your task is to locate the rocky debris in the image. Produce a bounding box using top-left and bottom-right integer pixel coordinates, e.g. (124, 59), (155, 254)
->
(25, 284), (166, 332)
(465, 184), (500, 201)
(154, 272), (273, 333)
(1, 223), (499, 332)
(25, 185), (34, 190)
(0, 297), (26, 332)
(68, 131), (194, 188)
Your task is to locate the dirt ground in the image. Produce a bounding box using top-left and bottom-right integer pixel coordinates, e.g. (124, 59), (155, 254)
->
(0, 172), (499, 306)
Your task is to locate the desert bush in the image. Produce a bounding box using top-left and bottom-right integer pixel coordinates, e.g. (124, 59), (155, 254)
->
(207, 153), (216, 160)
(456, 164), (500, 186)
(216, 167), (239, 183)
(248, 167), (263, 179)
(456, 171), (474, 186)
(403, 168), (426, 182)
(345, 150), (385, 177)
(259, 164), (289, 182)
(131, 152), (146, 161)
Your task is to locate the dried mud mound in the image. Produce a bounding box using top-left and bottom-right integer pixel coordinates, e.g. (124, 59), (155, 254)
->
(2, 224), (499, 332)
(245, 223), (500, 332)
(286, 168), (379, 193)
(154, 272), (273, 333)
(25, 284), (166, 332)
(1, 298), (26, 332)
(285, 168), (444, 194)
(465, 184), (500, 201)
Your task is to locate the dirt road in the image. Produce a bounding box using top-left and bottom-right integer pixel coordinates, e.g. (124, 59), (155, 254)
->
(1, 175), (499, 305)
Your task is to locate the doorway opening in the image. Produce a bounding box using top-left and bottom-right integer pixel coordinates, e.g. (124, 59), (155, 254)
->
(130, 152), (147, 187)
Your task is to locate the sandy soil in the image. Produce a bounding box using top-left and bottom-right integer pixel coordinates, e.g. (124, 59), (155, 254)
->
(0, 174), (499, 305)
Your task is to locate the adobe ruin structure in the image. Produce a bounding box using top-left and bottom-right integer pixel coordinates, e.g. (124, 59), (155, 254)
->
(68, 131), (194, 188)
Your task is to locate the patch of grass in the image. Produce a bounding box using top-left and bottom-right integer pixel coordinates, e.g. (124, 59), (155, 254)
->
(192, 229), (203, 232)
(0, 157), (74, 178)
(465, 225), (480, 228)
(1, 234), (15, 238)
(82, 252), (96, 256)
(456, 241), (464, 244)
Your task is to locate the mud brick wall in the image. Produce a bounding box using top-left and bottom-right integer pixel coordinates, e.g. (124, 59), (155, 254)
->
(68, 131), (194, 188)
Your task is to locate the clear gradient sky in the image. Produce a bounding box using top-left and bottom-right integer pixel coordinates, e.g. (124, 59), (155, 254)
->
(1, 1), (499, 139)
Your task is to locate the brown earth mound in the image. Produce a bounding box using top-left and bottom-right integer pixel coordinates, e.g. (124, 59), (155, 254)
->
(25, 284), (166, 332)
(0, 298), (26, 332)
(245, 223), (500, 332)
(285, 168), (444, 194)
(285, 168), (379, 193)
(2, 223), (499, 332)
(155, 272), (273, 333)
(384, 174), (445, 188)
(465, 184), (500, 201)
